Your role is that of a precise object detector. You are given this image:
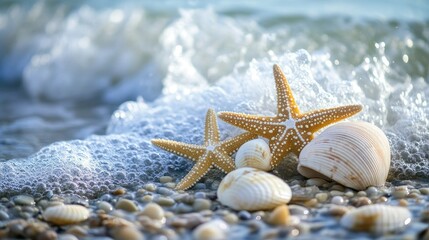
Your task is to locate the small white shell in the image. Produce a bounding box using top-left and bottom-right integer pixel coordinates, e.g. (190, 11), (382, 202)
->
(298, 122), (390, 190)
(43, 204), (90, 225)
(217, 167), (292, 211)
(235, 139), (271, 171)
(340, 204), (412, 234)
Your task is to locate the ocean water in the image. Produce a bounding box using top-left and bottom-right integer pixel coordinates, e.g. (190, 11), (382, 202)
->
(0, 0), (428, 197)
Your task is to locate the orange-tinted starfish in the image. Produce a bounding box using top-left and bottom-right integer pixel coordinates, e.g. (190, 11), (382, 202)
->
(218, 64), (362, 169)
(152, 109), (257, 190)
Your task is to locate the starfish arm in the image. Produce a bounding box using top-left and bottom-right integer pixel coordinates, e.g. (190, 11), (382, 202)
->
(218, 112), (280, 138)
(301, 104), (363, 132)
(151, 139), (205, 162)
(175, 158), (212, 190)
(273, 64), (300, 117)
(221, 132), (258, 155)
(213, 151), (236, 173)
(268, 131), (294, 169)
(205, 109), (220, 145)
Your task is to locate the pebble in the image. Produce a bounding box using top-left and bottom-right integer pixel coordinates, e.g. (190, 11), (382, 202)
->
(140, 203), (164, 220)
(306, 178), (328, 187)
(164, 182), (176, 189)
(37, 230), (57, 240)
(420, 188), (429, 195)
(175, 203), (194, 214)
(351, 197), (372, 207)
(238, 210), (252, 220)
(112, 188), (126, 196)
(304, 198), (318, 208)
(330, 190), (344, 197)
(159, 176), (173, 183)
(13, 195), (35, 206)
(398, 199), (408, 207)
(356, 191), (367, 197)
(344, 191), (354, 198)
(330, 185), (345, 192)
(193, 199), (211, 211)
(366, 186), (379, 197)
(98, 201), (113, 213)
(192, 220), (228, 240)
(194, 192), (206, 199)
(115, 199), (138, 212)
(157, 187), (175, 196)
(392, 186), (409, 199)
(329, 205), (351, 217)
(331, 196), (344, 205)
(376, 196), (388, 203)
(288, 205), (310, 218)
(144, 183), (157, 192)
(155, 197), (175, 207)
(139, 195), (153, 203)
(315, 193), (328, 203)
(266, 205), (290, 225)
(0, 210), (9, 220)
(223, 213), (239, 224)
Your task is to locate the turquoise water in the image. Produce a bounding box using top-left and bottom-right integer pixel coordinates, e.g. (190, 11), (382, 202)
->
(0, 1), (428, 196)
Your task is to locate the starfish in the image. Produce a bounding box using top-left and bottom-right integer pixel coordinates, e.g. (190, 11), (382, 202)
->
(151, 109), (257, 190)
(218, 64), (362, 169)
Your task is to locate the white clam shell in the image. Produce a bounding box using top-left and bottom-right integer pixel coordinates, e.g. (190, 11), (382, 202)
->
(43, 204), (90, 225)
(340, 204), (412, 234)
(298, 122), (390, 190)
(235, 139), (272, 171)
(217, 167), (292, 211)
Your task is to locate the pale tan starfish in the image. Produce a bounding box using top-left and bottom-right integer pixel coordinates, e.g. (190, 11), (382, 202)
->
(218, 64), (362, 169)
(151, 109), (257, 190)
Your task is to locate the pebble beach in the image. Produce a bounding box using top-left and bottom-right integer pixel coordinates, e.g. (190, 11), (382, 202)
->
(1, 176), (429, 239)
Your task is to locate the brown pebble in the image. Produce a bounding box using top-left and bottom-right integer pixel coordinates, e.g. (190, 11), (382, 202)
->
(329, 205), (351, 217)
(376, 196), (388, 203)
(116, 199), (138, 212)
(112, 188), (126, 196)
(266, 205), (290, 226)
(398, 199), (408, 207)
(351, 197), (372, 207)
(304, 199), (318, 208)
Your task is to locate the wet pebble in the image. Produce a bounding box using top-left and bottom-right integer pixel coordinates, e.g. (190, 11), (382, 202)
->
(58, 234), (79, 240)
(144, 183), (157, 192)
(193, 199), (211, 211)
(192, 220), (228, 240)
(238, 210), (252, 220)
(351, 197), (372, 207)
(98, 201), (113, 213)
(140, 203), (164, 220)
(392, 186), (409, 199)
(194, 192), (206, 199)
(112, 188), (126, 196)
(157, 187), (175, 196)
(366, 186), (379, 197)
(331, 196), (344, 205)
(155, 197), (175, 207)
(288, 205), (309, 218)
(0, 210), (9, 220)
(159, 176), (173, 183)
(266, 205), (290, 225)
(13, 195), (35, 206)
(315, 193), (328, 203)
(223, 213), (239, 224)
(115, 199), (138, 212)
(420, 188), (429, 195)
(306, 178), (328, 187)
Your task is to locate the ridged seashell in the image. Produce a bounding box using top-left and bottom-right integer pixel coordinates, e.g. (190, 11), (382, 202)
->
(217, 167), (292, 211)
(43, 204), (90, 225)
(340, 204), (412, 234)
(298, 122), (390, 190)
(235, 139), (272, 171)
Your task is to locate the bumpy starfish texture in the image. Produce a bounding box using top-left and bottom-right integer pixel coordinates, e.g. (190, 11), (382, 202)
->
(218, 64), (362, 169)
(151, 109), (257, 190)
